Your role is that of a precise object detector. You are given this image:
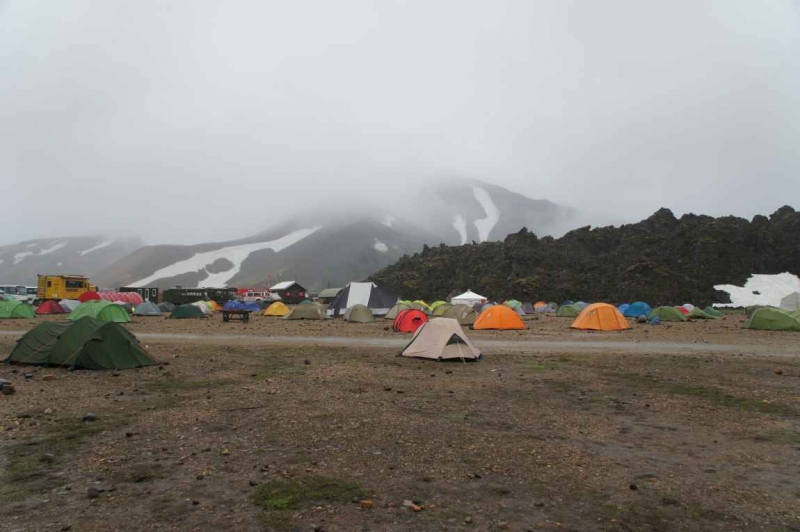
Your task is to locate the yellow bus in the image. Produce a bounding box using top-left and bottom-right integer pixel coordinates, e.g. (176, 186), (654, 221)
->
(37, 275), (97, 302)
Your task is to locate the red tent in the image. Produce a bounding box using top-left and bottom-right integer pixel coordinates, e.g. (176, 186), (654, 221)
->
(676, 306), (689, 315)
(36, 300), (66, 315)
(393, 309), (428, 333)
(78, 291), (101, 302)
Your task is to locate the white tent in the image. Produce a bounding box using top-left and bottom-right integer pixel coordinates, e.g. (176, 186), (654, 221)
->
(780, 292), (800, 311)
(191, 301), (214, 315)
(59, 299), (81, 311)
(401, 318), (481, 361)
(326, 282), (398, 317)
(450, 290), (487, 306)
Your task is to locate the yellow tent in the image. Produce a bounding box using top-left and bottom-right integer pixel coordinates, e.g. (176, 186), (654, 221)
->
(264, 301), (290, 317)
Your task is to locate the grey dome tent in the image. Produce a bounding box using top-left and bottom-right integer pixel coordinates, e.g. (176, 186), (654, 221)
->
(285, 304), (329, 320)
(133, 301), (162, 316)
(343, 304), (375, 323)
(326, 282), (397, 317)
(385, 303), (411, 320)
(780, 292), (800, 312)
(441, 304), (479, 325)
(158, 301), (176, 312)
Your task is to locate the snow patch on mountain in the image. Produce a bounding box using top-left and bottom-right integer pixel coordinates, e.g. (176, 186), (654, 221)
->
(80, 239), (115, 256)
(13, 252), (33, 265)
(452, 215), (468, 245)
(25, 243), (37, 248)
(130, 227), (321, 288)
(714, 273), (800, 308)
(39, 241), (68, 255)
(382, 215), (395, 228)
(374, 239), (388, 253)
(472, 186), (499, 242)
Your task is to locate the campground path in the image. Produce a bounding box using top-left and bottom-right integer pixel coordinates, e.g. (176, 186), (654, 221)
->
(2, 330), (798, 357)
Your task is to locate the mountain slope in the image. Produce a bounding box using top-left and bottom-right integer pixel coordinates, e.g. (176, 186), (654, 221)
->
(370, 206), (800, 307)
(427, 179), (579, 244)
(83, 179), (585, 291)
(0, 236), (142, 285)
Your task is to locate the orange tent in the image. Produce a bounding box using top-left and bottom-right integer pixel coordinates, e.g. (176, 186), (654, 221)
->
(473, 305), (525, 330)
(534, 301), (547, 308)
(570, 303), (631, 331)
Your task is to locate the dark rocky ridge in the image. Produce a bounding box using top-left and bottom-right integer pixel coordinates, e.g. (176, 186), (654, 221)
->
(370, 206), (800, 307)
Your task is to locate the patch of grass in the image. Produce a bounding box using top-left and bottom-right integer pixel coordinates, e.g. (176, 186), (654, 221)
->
(252, 475), (365, 511)
(524, 360), (560, 372)
(144, 377), (239, 392)
(610, 372), (794, 415)
(2, 415), (113, 501)
(249, 353), (310, 377)
(754, 428), (800, 445)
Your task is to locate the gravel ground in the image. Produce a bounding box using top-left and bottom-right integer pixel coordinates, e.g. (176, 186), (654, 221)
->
(1, 312), (800, 531)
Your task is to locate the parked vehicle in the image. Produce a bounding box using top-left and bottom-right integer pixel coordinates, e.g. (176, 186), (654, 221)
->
(0, 285), (31, 303)
(36, 275), (97, 303)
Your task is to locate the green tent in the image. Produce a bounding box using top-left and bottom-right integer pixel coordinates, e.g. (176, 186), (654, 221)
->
(745, 305), (770, 318)
(4, 317), (157, 370)
(504, 300), (522, 310)
(169, 304), (207, 319)
(744, 308), (800, 331)
(440, 304), (479, 325)
(385, 303), (410, 320)
(409, 302), (432, 315)
(703, 306), (723, 318)
(343, 304), (375, 323)
(429, 300), (448, 310)
(0, 300), (36, 319)
(556, 304), (581, 317)
(431, 303), (453, 316)
(68, 300), (131, 323)
(687, 308), (718, 320)
(648, 306), (687, 322)
(284, 304), (328, 320)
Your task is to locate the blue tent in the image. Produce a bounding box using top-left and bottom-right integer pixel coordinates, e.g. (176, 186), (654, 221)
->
(618, 303), (630, 314)
(624, 302), (652, 318)
(241, 302), (261, 312)
(223, 300), (244, 310)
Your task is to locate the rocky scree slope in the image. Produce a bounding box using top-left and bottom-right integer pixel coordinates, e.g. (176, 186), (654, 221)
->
(370, 206), (800, 307)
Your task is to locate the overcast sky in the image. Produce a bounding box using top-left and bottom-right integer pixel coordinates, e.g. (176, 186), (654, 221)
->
(1, 0), (798, 245)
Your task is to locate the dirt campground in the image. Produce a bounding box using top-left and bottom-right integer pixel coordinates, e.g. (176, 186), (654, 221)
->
(1, 311), (800, 531)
